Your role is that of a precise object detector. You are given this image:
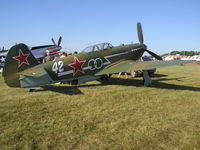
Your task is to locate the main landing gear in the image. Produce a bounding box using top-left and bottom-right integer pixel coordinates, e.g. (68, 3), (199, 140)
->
(142, 70), (152, 86)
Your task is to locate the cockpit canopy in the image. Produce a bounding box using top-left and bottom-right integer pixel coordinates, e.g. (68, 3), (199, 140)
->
(81, 43), (113, 53)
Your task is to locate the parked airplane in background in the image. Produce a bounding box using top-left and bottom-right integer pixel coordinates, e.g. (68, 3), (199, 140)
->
(30, 36), (62, 62)
(0, 47), (7, 59)
(3, 22), (194, 91)
(0, 36), (62, 72)
(0, 47), (8, 72)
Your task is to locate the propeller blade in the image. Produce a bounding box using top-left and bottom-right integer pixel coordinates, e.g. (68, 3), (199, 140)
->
(145, 49), (162, 60)
(51, 37), (56, 45)
(58, 36), (62, 46)
(137, 22), (144, 44)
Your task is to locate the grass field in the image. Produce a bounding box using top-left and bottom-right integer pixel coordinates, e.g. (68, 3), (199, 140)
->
(0, 65), (200, 150)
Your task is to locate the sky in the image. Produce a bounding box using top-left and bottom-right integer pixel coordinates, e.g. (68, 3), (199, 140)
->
(0, 0), (200, 54)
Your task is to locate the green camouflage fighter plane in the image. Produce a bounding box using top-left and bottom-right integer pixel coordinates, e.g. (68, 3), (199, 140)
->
(3, 22), (193, 90)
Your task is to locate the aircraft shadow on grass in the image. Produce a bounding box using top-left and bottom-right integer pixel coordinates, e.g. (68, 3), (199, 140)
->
(41, 85), (84, 95)
(40, 74), (200, 95)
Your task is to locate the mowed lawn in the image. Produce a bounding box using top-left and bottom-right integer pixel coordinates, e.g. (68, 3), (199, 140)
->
(0, 65), (200, 150)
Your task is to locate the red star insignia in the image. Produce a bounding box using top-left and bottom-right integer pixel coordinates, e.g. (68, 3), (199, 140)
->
(68, 56), (86, 76)
(12, 49), (30, 68)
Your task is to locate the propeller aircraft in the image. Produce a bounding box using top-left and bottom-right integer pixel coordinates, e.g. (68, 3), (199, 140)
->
(0, 47), (8, 72)
(3, 22), (193, 91)
(0, 36), (62, 71)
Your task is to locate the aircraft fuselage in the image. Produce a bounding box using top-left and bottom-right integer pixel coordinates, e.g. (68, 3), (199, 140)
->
(24, 43), (145, 87)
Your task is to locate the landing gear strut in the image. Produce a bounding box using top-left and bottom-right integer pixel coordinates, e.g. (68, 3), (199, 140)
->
(142, 70), (152, 86)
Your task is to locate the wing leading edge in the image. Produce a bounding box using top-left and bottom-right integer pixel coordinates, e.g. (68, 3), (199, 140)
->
(95, 60), (194, 76)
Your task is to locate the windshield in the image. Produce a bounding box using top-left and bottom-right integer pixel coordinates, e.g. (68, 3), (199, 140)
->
(81, 43), (113, 53)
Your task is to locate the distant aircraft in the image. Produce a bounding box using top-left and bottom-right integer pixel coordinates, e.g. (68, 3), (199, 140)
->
(0, 47), (7, 68)
(0, 47), (8, 72)
(0, 36), (62, 71)
(3, 22), (193, 91)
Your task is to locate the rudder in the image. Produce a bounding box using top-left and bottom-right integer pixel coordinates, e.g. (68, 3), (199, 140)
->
(3, 44), (39, 87)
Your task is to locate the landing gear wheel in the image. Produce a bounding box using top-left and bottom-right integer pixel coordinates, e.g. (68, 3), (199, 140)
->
(98, 74), (111, 82)
(29, 89), (36, 92)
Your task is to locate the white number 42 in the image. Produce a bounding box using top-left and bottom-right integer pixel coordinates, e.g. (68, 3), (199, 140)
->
(52, 61), (64, 73)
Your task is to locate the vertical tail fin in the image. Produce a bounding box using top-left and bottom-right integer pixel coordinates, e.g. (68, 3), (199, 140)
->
(3, 44), (39, 87)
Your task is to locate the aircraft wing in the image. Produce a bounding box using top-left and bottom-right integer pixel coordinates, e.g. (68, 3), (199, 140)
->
(95, 60), (194, 76)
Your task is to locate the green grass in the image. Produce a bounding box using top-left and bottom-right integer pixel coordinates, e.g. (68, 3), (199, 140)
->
(1, 65), (200, 150)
